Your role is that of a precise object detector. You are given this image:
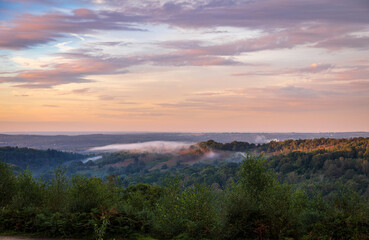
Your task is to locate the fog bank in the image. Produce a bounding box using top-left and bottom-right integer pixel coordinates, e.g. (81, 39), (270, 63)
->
(88, 141), (194, 153)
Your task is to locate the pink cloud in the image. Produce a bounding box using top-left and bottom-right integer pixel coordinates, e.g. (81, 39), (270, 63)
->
(318, 67), (369, 82)
(158, 80), (369, 113)
(232, 63), (333, 76)
(0, 47), (243, 89)
(146, 52), (240, 66)
(0, 9), (144, 49)
(1, 0), (367, 51)
(0, 54), (122, 88)
(314, 36), (369, 50)
(155, 24), (360, 59)
(72, 88), (90, 94)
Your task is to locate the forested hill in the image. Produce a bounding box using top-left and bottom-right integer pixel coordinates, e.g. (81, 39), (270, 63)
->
(0, 146), (84, 170)
(198, 137), (369, 156)
(1, 138), (369, 238)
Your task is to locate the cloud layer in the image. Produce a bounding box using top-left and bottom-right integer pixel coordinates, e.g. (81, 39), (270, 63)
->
(0, 0), (368, 131)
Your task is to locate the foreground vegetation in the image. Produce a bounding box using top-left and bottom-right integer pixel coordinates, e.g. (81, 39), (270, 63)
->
(1, 152), (369, 240)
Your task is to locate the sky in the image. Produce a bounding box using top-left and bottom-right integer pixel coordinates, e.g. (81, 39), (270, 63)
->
(0, 0), (368, 132)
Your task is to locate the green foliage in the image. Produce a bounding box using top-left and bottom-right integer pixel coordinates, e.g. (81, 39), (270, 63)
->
(0, 208), (94, 238)
(153, 178), (220, 239)
(267, 149), (369, 196)
(92, 207), (119, 240)
(0, 161), (17, 207)
(306, 189), (369, 239)
(11, 168), (44, 210)
(119, 162), (239, 190)
(199, 137), (369, 156)
(119, 183), (163, 233)
(222, 154), (308, 239)
(238, 153), (275, 197)
(68, 175), (118, 212)
(45, 166), (69, 212)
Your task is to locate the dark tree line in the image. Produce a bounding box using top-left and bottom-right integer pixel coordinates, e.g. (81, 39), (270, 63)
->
(0, 146), (84, 170)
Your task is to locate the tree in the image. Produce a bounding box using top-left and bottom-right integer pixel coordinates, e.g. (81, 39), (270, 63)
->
(153, 178), (220, 239)
(0, 160), (17, 207)
(222, 154), (306, 239)
(68, 175), (117, 213)
(45, 166), (69, 212)
(11, 168), (44, 209)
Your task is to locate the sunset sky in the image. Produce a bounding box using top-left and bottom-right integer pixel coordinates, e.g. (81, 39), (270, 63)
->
(0, 0), (368, 132)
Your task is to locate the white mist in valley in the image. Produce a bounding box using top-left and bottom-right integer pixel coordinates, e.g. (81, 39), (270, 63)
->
(88, 141), (194, 153)
(81, 155), (103, 163)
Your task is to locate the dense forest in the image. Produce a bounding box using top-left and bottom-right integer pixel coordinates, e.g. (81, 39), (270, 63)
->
(0, 146), (84, 172)
(1, 154), (369, 239)
(199, 137), (369, 156)
(60, 138), (369, 199)
(1, 138), (369, 239)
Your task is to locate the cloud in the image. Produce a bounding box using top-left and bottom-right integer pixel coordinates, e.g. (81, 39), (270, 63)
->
(296, 64), (333, 73)
(11, 56), (56, 69)
(133, 24), (354, 67)
(232, 63), (333, 76)
(70, 33), (86, 41)
(43, 104), (59, 107)
(55, 41), (73, 51)
(103, 0), (369, 28)
(1, 0), (57, 4)
(71, 39), (243, 67)
(317, 66), (369, 82)
(72, 88), (90, 94)
(277, 86), (318, 98)
(157, 79), (369, 114)
(96, 41), (129, 46)
(153, 24), (362, 61)
(99, 95), (116, 101)
(2, 0), (367, 52)
(94, 111), (170, 120)
(0, 43), (245, 89)
(146, 52), (241, 66)
(1, 0), (368, 90)
(0, 54), (124, 88)
(0, 8), (144, 49)
(14, 94), (29, 97)
(158, 40), (204, 50)
(314, 36), (369, 50)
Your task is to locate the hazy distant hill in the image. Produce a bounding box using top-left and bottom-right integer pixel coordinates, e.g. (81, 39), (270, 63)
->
(1, 132), (369, 152)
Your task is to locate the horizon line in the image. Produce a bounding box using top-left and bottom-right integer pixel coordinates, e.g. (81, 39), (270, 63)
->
(1, 131), (369, 136)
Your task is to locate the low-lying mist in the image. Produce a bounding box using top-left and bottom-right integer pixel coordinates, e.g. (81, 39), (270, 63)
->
(88, 141), (194, 153)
